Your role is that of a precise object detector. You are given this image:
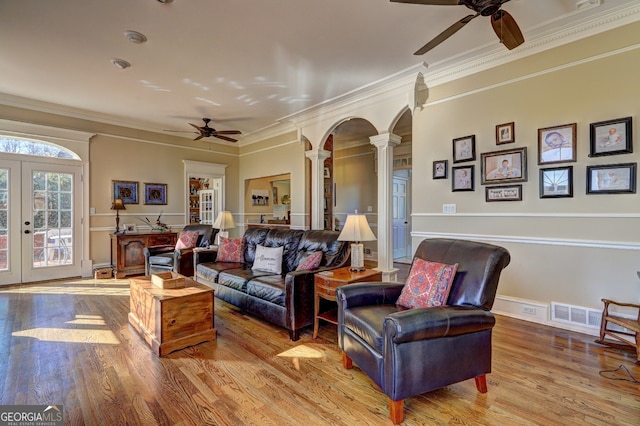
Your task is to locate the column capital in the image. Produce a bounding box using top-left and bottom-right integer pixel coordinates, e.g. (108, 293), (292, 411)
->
(305, 149), (332, 161)
(370, 133), (402, 149)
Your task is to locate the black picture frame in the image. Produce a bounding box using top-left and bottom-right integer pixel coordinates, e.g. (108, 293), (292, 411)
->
(433, 160), (448, 179)
(485, 184), (522, 202)
(538, 123), (577, 165)
(540, 166), (573, 198)
(589, 116), (633, 157)
(586, 162), (637, 194)
(452, 165), (474, 192)
(452, 135), (476, 163)
(480, 147), (527, 185)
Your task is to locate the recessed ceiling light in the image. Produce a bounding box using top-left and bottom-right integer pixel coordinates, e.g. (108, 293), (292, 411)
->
(124, 30), (147, 44)
(111, 58), (131, 70)
(157, 0), (173, 4)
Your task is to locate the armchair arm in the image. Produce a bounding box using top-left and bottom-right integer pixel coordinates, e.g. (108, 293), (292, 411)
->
(337, 282), (405, 309)
(601, 298), (640, 310)
(193, 247), (218, 265)
(143, 244), (175, 258)
(384, 305), (495, 344)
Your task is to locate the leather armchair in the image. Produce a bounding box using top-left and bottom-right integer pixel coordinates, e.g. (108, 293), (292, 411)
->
(337, 238), (510, 424)
(144, 224), (218, 278)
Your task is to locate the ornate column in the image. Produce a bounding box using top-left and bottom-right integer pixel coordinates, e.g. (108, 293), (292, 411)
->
(305, 149), (331, 230)
(370, 133), (402, 281)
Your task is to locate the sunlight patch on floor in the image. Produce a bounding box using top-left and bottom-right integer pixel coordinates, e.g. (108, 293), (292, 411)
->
(12, 313), (120, 344)
(0, 279), (131, 296)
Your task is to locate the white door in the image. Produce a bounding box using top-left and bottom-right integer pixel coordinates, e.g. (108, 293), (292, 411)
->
(0, 160), (82, 285)
(393, 175), (410, 260)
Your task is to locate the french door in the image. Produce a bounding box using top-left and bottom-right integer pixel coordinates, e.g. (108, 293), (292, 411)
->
(0, 158), (82, 285)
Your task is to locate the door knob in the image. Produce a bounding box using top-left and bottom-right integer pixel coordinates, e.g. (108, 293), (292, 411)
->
(24, 229), (31, 234)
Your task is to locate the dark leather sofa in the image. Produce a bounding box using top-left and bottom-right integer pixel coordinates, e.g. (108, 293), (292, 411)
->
(194, 227), (349, 341)
(144, 224), (218, 278)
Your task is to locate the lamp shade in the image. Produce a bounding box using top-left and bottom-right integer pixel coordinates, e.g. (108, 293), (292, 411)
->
(212, 211), (235, 231)
(338, 210), (376, 243)
(111, 198), (126, 210)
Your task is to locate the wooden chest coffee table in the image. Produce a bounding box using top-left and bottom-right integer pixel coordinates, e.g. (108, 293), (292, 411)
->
(128, 276), (216, 356)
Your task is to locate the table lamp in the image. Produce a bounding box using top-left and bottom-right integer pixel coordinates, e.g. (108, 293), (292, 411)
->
(338, 210), (376, 271)
(212, 210), (235, 244)
(111, 198), (126, 234)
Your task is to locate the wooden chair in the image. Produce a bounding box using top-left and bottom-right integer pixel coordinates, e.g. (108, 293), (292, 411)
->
(595, 298), (640, 362)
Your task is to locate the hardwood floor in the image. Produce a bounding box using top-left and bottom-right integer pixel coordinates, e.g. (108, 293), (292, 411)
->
(0, 277), (638, 425)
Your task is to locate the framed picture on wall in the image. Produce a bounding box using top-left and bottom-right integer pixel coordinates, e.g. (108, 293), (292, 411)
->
(112, 180), (138, 204)
(452, 165), (474, 191)
(452, 135), (476, 163)
(480, 147), (527, 185)
(586, 162), (637, 194)
(538, 123), (577, 165)
(589, 116), (632, 157)
(485, 184), (522, 202)
(144, 183), (167, 205)
(496, 122), (515, 144)
(539, 166), (573, 198)
(433, 160), (448, 179)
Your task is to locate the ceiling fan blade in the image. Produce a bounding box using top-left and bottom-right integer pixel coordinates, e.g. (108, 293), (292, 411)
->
(214, 130), (242, 135)
(193, 134), (204, 141)
(491, 10), (524, 50)
(214, 135), (238, 142)
(414, 13), (478, 55)
(163, 129), (196, 133)
(189, 122), (202, 131)
(390, 0), (461, 5)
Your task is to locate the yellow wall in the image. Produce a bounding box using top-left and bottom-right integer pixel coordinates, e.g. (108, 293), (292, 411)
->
(413, 21), (640, 309)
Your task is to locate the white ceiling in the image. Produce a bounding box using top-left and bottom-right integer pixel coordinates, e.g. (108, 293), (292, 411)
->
(0, 0), (637, 145)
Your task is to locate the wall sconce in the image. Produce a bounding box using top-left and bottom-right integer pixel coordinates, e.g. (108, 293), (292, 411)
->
(338, 210), (376, 271)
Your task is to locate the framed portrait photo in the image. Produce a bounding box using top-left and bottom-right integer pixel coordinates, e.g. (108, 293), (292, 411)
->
(589, 116), (632, 157)
(452, 165), (474, 192)
(485, 184), (522, 202)
(496, 122), (515, 144)
(144, 183), (167, 205)
(480, 147), (527, 185)
(112, 180), (138, 204)
(452, 135), (476, 163)
(538, 123), (577, 165)
(586, 162), (636, 194)
(433, 160), (448, 179)
(540, 166), (573, 198)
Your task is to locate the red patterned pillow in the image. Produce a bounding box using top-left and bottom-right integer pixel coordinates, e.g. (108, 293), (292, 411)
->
(296, 251), (323, 271)
(216, 236), (244, 263)
(175, 230), (200, 250)
(396, 258), (458, 309)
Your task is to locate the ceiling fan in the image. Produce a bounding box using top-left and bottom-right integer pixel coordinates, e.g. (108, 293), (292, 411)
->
(391, 0), (524, 55)
(164, 118), (242, 142)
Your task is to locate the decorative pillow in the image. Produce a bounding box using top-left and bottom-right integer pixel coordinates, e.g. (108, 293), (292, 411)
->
(396, 258), (458, 309)
(296, 251), (323, 271)
(175, 230), (200, 250)
(252, 245), (284, 274)
(216, 237), (244, 263)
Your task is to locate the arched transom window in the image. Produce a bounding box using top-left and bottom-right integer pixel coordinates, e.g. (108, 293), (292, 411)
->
(0, 136), (80, 160)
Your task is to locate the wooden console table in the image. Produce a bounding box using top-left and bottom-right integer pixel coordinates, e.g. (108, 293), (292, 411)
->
(128, 276), (216, 356)
(111, 232), (177, 279)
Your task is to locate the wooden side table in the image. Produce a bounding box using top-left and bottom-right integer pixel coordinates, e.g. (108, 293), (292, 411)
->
(313, 267), (382, 339)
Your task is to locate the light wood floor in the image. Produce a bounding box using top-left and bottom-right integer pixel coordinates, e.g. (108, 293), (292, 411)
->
(0, 277), (638, 425)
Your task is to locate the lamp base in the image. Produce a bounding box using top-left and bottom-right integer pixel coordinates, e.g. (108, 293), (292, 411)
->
(349, 242), (366, 272)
